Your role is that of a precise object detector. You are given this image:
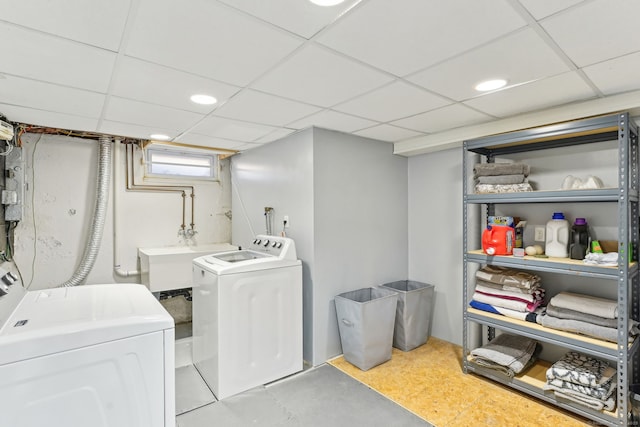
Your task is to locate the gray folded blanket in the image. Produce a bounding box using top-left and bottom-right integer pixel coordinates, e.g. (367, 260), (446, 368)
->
(476, 174), (526, 185)
(546, 303), (618, 328)
(539, 313), (639, 343)
(550, 385), (616, 411)
(549, 292), (618, 319)
(473, 162), (530, 177)
(470, 333), (537, 374)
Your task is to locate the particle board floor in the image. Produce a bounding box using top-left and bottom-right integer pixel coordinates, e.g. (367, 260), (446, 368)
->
(329, 337), (591, 427)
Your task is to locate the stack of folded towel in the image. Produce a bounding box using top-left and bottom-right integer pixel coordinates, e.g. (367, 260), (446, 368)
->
(473, 162), (533, 194)
(538, 292), (639, 343)
(544, 351), (616, 411)
(469, 265), (545, 323)
(470, 333), (540, 377)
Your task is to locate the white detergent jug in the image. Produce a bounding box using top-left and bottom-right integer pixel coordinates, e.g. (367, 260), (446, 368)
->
(545, 212), (569, 258)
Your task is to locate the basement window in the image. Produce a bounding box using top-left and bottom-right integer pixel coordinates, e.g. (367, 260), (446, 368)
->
(145, 146), (218, 180)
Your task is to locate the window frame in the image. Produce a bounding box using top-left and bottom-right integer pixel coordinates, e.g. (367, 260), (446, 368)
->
(144, 144), (219, 182)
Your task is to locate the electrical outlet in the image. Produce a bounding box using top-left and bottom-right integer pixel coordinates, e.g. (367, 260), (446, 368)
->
(534, 226), (545, 242)
(283, 215), (290, 228)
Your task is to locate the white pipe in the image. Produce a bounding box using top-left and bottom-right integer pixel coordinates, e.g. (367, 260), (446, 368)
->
(113, 138), (139, 277)
(61, 135), (112, 286)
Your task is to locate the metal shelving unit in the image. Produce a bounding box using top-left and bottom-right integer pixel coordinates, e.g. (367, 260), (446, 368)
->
(462, 112), (640, 427)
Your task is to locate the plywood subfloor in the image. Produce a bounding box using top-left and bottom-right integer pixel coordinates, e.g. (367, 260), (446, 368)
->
(329, 337), (591, 427)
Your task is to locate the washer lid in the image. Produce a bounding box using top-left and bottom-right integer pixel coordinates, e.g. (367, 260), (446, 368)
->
(0, 284), (174, 365)
(205, 249), (272, 264)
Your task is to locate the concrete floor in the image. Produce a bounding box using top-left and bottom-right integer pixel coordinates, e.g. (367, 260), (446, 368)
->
(175, 363), (430, 427)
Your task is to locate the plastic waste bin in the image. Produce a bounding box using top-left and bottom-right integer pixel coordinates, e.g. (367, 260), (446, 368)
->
(335, 287), (398, 371)
(381, 280), (435, 351)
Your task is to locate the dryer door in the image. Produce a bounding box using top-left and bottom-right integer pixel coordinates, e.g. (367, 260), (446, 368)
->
(0, 331), (169, 427)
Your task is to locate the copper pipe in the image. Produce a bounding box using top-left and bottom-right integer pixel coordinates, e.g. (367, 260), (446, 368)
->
(124, 143), (196, 232)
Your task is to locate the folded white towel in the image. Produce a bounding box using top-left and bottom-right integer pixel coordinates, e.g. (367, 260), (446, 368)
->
(584, 252), (619, 266)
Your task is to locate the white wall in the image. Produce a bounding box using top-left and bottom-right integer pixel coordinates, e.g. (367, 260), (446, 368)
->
(14, 134), (232, 290)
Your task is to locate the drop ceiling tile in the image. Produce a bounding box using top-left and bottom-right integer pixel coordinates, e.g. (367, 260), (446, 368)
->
(191, 116), (279, 142)
(391, 104), (492, 133)
(126, 0), (303, 86)
(288, 110), (378, 133)
(216, 0), (361, 39)
(541, 0), (640, 67)
(354, 124), (423, 142)
(0, 0), (129, 50)
(213, 90), (321, 126)
(0, 75), (105, 118)
(0, 103), (98, 132)
(253, 44), (393, 107)
(464, 72), (596, 118)
(407, 28), (571, 102)
(518, 0), (585, 19)
(333, 81), (450, 123)
(99, 120), (177, 140)
(177, 133), (246, 151)
(0, 23), (116, 92)
(316, 0), (526, 76)
(104, 97), (204, 131)
(583, 52), (640, 95)
(112, 57), (241, 113)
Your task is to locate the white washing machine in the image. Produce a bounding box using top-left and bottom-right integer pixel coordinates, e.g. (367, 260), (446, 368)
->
(192, 234), (302, 400)
(0, 283), (175, 427)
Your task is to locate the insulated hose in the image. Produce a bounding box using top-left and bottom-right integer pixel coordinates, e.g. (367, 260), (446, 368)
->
(61, 135), (112, 287)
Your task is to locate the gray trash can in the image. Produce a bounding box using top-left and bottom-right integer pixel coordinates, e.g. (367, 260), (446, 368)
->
(381, 280), (435, 351)
(335, 287), (398, 371)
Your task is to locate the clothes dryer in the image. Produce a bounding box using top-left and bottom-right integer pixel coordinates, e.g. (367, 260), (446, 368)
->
(0, 283), (175, 427)
(192, 235), (302, 399)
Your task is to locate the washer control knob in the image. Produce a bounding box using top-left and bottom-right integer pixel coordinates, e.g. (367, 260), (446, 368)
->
(277, 242), (283, 249)
(255, 239), (261, 245)
(253, 239), (258, 244)
(263, 240), (270, 247)
(272, 241), (278, 247)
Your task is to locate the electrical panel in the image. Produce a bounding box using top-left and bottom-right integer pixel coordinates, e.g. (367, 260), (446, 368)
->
(2, 146), (24, 221)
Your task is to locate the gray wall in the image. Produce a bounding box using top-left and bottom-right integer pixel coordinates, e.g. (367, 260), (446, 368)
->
(408, 148), (464, 345)
(230, 128), (315, 363)
(313, 128), (408, 365)
(231, 127), (408, 365)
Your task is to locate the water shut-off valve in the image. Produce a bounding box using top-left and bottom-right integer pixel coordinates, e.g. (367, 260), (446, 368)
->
(0, 267), (18, 296)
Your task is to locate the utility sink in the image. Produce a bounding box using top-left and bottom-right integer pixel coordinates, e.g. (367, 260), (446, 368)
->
(138, 243), (237, 292)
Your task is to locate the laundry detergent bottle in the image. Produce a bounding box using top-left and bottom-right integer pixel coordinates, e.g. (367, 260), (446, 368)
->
(569, 217), (590, 260)
(545, 212), (570, 258)
(482, 225), (514, 256)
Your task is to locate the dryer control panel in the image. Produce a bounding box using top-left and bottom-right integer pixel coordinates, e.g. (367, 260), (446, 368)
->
(250, 235), (297, 260)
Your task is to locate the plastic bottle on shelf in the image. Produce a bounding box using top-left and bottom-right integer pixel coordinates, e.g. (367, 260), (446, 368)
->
(570, 218), (590, 260)
(545, 212), (570, 258)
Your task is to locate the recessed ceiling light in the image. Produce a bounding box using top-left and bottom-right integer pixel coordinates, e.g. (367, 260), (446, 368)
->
(309, 0), (345, 6)
(190, 94), (218, 105)
(474, 79), (508, 92)
(150, 134), (170, 141)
